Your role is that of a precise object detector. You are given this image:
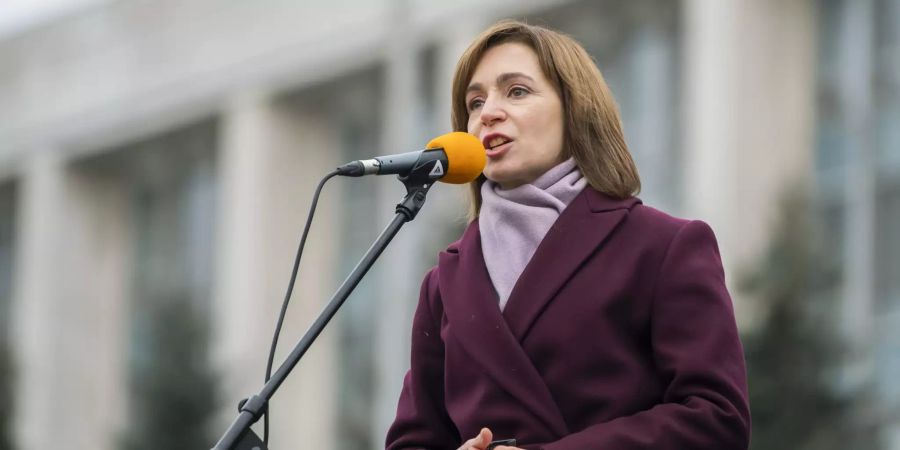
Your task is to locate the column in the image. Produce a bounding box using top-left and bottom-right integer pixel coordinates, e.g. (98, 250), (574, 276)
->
(12, 152), (67, 450)
(839, 0), (876, 357)
(682, 0), (742, 264)
(12, 151), (131, 450)
(213, 92), (339, 449)
(682, 0), (817, 325)
(370, 1), (422, 444)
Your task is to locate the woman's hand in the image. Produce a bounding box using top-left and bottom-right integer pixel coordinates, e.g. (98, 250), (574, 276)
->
(457, 428), (525, 450)
(457, 427), (492, 450)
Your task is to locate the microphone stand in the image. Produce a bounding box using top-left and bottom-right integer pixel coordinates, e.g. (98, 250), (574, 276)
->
(211, 164), (438, 450)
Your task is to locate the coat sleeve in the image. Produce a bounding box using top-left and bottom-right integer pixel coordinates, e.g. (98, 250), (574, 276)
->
(385, 268), (460, 450)
(539, 220), (751, 450)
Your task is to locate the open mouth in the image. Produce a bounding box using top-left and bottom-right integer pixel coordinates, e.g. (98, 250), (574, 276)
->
(482, 134), (513, 157)
(487, 136), (511, 149)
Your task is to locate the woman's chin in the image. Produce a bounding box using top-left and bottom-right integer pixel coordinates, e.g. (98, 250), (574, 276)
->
(484, 172), (525, 190)
(485, 163), (515, 182)
(483, 169), (507, 184)
(487, 160), (536, 186)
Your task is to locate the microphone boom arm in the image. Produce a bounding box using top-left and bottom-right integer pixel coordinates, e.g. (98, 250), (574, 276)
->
(211, 163), (437, 450)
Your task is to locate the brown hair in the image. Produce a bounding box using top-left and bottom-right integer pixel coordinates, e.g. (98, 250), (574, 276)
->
(452, 20), (641, 221)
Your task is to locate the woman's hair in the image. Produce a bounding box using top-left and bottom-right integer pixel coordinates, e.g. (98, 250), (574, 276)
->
(452, 20), (641, 221)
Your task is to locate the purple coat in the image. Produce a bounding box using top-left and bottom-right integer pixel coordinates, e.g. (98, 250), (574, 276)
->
(385, 188), (750, 449)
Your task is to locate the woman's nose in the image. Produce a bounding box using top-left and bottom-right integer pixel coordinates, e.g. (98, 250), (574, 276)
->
(479, 96), (505, 126)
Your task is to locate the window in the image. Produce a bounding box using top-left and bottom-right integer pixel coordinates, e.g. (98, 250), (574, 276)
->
(0, 182), (15, 450)
(536, 0), (683, 212)
(106, 119), (220, 449)
(873, 0), (900, 312)
(816, 0), (900, 439)
(0, 183), (14, 344)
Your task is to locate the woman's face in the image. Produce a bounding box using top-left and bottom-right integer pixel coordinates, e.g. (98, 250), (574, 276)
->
(465, 42), (565, 189)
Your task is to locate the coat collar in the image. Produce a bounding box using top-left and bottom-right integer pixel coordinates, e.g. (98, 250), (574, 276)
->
(502, 189), (640, 341)
(437, 188), (640, 439)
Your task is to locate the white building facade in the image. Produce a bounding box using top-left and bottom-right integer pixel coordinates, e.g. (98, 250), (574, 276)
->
(1, 0), (897, 449)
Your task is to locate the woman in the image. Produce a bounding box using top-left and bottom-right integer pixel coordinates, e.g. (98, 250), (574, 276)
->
(385, 20), (750, 450)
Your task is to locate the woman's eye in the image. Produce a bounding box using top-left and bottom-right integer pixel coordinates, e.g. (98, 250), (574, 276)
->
(468, 98), (484, 111)
(509, 87), (529, 97)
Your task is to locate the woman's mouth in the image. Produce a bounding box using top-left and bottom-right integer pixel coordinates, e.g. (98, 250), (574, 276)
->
(483, 134), (513, 158)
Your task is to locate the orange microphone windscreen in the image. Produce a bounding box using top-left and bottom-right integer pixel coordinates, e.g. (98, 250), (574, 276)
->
(425, 132), (486, 184)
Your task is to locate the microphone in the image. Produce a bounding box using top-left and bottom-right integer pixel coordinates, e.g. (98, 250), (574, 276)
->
(336, 132), (486, 184)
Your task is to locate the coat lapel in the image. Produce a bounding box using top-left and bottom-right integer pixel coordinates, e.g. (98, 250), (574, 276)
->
(439, 223), (569, 439)
(437, 188), (641, 439)
(502, 189), (641, 342)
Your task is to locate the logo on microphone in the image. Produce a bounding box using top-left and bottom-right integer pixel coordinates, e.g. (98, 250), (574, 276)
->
(429, 161), (444, 178)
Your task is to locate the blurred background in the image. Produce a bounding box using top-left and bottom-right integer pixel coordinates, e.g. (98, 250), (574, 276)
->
(0, 0), (897, 449)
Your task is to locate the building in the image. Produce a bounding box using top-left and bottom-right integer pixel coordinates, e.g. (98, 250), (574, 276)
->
(0, 0), (897, 448)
